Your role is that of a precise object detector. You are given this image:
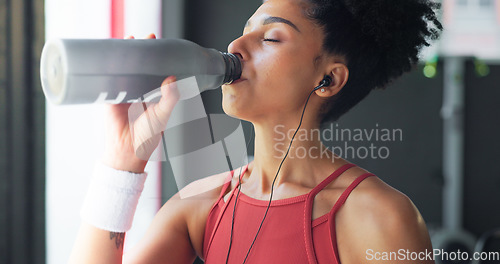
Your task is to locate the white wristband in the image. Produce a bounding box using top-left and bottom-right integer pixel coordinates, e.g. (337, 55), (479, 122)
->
(80, 163), (148, 233)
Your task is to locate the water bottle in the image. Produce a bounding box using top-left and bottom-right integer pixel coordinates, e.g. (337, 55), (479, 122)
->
(40, 38), (241, 105)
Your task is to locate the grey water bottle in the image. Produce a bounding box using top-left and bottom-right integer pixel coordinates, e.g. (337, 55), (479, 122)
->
(40, 38), (241, 105)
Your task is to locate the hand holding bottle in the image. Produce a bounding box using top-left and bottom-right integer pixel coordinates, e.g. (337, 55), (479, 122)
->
(101, 34), (180, 173)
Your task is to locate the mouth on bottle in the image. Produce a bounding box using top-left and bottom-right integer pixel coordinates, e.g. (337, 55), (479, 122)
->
(221, 52), (242, 84)
(230, 78), (246, 85)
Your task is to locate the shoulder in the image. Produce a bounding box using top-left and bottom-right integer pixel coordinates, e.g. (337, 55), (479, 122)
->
(125, 168), (237, 263)
(334, 168), (433, 263)
(350, 179), (426, 234)
(333, 166), (424, 232)
(175, 169), (234, 202)
(156, 168), (232, 219)
(163, 168), (236, 236)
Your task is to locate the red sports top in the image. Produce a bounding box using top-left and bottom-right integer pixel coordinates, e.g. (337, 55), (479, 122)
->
(203, 163), (375, 264)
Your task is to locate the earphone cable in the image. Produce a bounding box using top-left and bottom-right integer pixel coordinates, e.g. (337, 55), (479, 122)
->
(225, 78), (328, 263)
(240, 88), (316, 264)
(225, 125), (255, 264)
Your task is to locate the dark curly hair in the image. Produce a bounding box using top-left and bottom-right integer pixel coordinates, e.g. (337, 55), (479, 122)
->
(302, 0), (443, 124)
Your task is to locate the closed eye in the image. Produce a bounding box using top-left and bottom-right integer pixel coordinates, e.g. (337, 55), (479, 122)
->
(263, 39), (280, 43)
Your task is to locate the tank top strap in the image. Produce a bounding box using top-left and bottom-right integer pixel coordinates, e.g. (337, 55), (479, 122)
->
(328, 172), (375, 262)
(309, 163), (357, 197)
(303, 163), (356, 264)
(205, 164), (250, 258)
(217, 164), (249, 201)
(330, 172), (375, 215)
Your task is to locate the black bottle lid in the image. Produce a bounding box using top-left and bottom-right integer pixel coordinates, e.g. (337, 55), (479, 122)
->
(220, 52), (242, 84)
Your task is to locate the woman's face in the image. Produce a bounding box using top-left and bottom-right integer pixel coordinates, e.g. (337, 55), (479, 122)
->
(222, 0), (329, 125)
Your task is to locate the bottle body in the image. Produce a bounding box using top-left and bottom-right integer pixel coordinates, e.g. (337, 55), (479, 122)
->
(40, 38), (241, 105)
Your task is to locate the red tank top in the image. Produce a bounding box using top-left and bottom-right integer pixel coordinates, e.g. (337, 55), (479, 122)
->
(202, 163), (375, 264)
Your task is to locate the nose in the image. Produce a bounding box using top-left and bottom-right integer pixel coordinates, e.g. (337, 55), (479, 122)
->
(227, 35), (249, 62)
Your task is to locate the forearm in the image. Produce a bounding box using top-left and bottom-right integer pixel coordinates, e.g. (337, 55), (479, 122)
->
(69, 223), (125, 264)
(69, 162), (147, 263)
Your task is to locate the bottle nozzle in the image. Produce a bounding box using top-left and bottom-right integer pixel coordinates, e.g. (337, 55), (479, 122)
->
(221, 52), (242, 84)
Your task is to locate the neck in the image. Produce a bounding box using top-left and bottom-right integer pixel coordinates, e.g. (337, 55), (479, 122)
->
(247, 116), (336, 193)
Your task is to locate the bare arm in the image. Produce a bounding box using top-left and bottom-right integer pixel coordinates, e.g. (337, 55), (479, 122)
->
(69, 224), (127, 264)
(122, 192), (198, 264)
(339, 180), (434, 264)
(123, 171), (231, 263)
(69, 189), (201, 264)
(68, 35), (183, 263)
(68, 171), (214, 264)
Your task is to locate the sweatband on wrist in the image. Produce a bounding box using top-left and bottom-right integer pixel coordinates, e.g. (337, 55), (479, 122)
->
(80, 163), (148, 233)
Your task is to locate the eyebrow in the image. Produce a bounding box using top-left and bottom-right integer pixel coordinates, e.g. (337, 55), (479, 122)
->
(245, 16), (301, 33)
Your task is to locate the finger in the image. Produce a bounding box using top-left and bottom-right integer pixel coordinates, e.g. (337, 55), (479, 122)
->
(139, 77), (179, 135)
(125, 35), (135, 39)
(130, 76), (179, 157)
(159, 76), (179, 108)
(145, 33), (156, 39)
(161, 75), (176, 87)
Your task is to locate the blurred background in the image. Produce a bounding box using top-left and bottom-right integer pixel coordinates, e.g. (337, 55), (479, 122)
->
(1, 0), (499, 263)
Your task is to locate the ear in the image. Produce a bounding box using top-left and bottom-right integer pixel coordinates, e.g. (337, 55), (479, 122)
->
(315, 63), (349, 98)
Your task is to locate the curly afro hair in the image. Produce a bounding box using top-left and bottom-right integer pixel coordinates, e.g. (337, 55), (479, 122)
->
(302, 0), (443, 124)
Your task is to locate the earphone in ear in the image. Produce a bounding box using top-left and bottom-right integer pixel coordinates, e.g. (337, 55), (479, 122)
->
(313, 75), (333, 91)
(321, 75), (333, 87)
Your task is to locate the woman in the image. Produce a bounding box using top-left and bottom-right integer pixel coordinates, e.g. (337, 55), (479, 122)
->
(69, 0), (442, 263)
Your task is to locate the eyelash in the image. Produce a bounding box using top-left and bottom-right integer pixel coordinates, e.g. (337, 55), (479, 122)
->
(263, 39), (280, 43)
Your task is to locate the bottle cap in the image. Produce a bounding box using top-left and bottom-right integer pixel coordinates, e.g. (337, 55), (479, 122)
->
(221, 52), (242, 84)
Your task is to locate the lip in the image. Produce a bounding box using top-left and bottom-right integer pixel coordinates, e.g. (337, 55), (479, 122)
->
(229, 78), (246, 85)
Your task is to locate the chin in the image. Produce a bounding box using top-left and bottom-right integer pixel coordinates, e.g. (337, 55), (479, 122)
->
(222, 95), (252, 122)
(222, 96), (241, 119)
